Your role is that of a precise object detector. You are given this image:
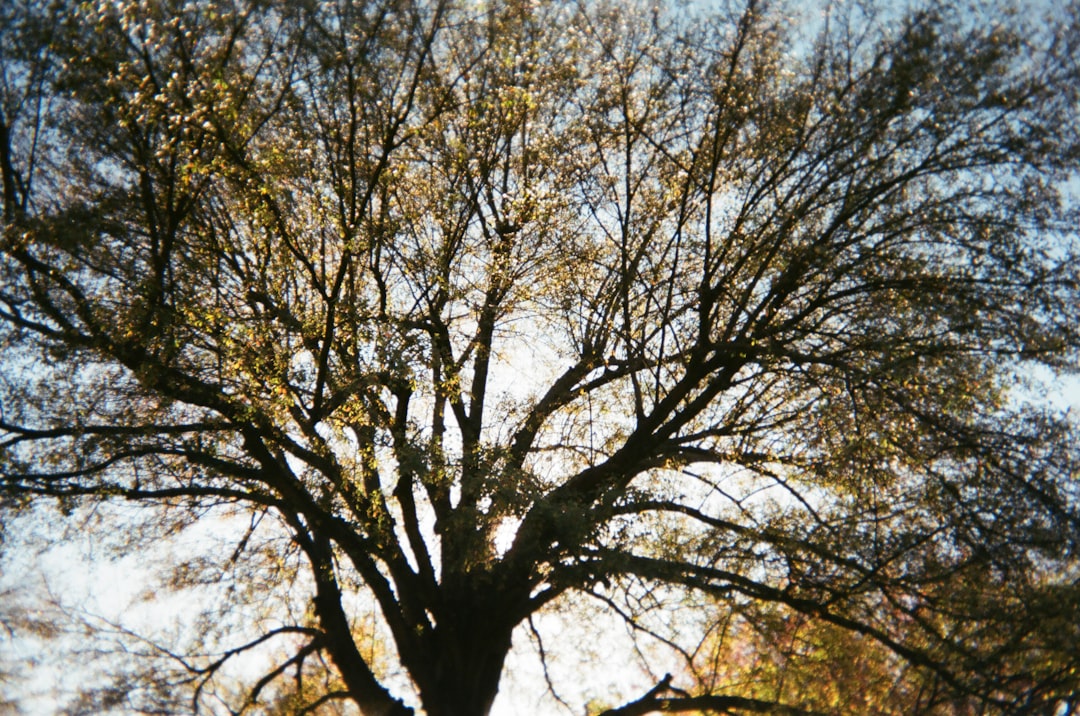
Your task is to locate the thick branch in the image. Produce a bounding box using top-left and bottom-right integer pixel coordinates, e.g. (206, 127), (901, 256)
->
(598, 674), (825, 716)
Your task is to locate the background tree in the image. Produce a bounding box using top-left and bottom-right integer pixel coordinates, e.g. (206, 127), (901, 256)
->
(2, 0), (1080, 714)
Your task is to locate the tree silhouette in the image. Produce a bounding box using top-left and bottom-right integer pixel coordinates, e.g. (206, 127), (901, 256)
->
(2, 0), (1079, 713)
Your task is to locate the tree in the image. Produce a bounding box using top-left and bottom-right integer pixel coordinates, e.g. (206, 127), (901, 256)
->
(2, 0), (1080, 713)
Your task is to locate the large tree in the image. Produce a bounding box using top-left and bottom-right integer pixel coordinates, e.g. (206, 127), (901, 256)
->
(2, 0), (1080, 713)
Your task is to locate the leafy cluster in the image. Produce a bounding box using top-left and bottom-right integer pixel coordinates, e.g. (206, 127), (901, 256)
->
(2, 0), (1079, 714)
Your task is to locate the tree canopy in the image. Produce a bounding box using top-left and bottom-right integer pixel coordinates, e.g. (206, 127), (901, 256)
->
(2, 0), (1080, 713)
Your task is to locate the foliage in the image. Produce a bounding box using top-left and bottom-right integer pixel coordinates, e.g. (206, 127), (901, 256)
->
(2, 0), (1080, 714)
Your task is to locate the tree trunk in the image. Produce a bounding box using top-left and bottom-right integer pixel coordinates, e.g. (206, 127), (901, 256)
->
(419, 588), (517, 716)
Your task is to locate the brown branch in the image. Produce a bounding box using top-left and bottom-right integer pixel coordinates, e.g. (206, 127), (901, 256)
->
(0, 114), (25, 222)
(597, 674), (824, 716)
(607, 551), (987, 704)
(295, 527), (415, 716)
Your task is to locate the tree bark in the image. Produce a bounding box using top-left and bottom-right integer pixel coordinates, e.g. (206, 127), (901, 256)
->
(418, 580), (517, 716)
